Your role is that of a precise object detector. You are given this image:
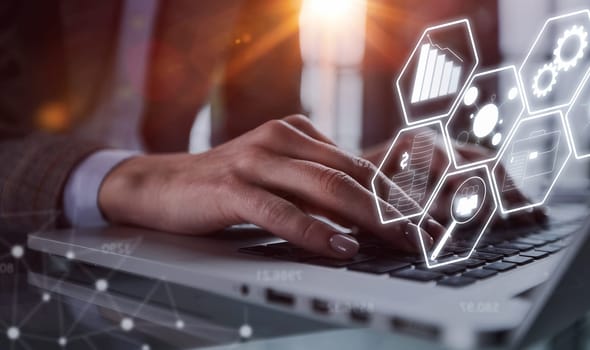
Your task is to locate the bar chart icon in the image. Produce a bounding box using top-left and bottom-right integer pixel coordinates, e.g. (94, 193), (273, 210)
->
(411, 42), (463, 104)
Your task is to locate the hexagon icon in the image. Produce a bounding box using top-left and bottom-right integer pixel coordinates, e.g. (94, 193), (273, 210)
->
(565, 70), (590, 159)
(446, 66), (525, 168)
(396, 19), (479, 125)
(416, 166), (497, 269)
(519, 10), (590, 115)
(371, 121), (451, 224)
(491, 111), (572, 215)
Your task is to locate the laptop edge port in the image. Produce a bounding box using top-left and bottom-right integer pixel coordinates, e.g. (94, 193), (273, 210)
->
(266, 289), (295, 307)
(350, 307), (371, 323)
(311, 298), (331, 314)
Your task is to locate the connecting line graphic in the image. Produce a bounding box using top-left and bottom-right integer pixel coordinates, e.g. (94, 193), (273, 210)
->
(1, 210), (251, 349)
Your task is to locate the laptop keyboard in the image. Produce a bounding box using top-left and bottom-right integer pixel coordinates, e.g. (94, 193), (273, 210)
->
(238, 216), (582, 288)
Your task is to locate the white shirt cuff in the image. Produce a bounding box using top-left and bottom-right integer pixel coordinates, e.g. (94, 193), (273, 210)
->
(64, 150), (141, 227)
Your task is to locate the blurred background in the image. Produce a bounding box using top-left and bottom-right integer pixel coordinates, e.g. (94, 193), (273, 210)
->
(26, 0), (590, 186)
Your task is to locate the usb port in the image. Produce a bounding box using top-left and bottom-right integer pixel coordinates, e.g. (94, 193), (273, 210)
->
(266, 289), (294, 307)
(311, 299), (331, 314)
(391, 317), (439, 339)
(350, 307), (370, 323)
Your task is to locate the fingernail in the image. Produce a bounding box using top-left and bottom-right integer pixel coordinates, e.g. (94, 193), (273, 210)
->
(329, 234), (359, 256)
(405, 223), (434, 251)
(426, 219), (446, 239)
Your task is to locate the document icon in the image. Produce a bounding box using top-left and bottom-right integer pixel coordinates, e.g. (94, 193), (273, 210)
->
(502, 129), (561, 192)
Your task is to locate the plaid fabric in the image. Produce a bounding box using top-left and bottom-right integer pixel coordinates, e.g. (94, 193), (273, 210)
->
(0, 134), (103, 231)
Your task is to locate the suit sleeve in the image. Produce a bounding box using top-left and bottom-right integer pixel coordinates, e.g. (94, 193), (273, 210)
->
(0, 133), (104, 231)
(0, 0), (106, 231)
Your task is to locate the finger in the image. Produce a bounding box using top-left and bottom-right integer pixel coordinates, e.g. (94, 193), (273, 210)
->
(455, 143), (550, 228)
(258, 118), (426, 217)
(262, 119), (377, 188)
(240, 154), (433, 252)
(298, 195), (445, 240)
(258, 119), (447, 233)
(281, 114), (337, 146)
(457, 143), (535, 207)
(235, 186), (359, 259)
(455, 142), (490, 161)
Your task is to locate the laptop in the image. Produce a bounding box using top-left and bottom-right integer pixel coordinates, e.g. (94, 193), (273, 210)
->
(26, 195), (590, 349)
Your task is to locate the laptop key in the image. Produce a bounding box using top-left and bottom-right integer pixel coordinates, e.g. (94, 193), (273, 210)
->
(418, 264), (465, 276)
(384, 253), (425, 264)
(437, 276), (476, 287)
(515, 237), (547, 247)
(391, 268), (444, 282)
(239, 245), (281, 256)
(536, 244), (562, 254)
(307, 254), (374, 268)
(458, 258), (485, 269)
(479, 247), (519, 257)
(348, 259), (410, 274)
(504, 255), (534, 265)
(470, 252), (503, 262)
(274, 249), (320, 262)
(531, 233), (560, 243)
(520, 250), (549, 259)
(463, 269), (497, 280)
(443, 245), (471, 254)
(484, 262), (517, 272)
(495, 242), (534, 252)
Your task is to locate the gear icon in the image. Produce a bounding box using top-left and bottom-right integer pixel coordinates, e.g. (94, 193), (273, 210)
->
(532, 63), (558, 98)
(553, 25), (588, 72)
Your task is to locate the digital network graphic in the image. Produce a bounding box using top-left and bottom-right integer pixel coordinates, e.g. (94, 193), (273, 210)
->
(372, 9), (590, 268)
(396, 19), (479, 125)
(0, 211), (253, 349)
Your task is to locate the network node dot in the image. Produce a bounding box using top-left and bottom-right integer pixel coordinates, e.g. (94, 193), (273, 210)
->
(95, 279), (108, 292)
(175, 319), (184, 329)
(7, 327), (19, 340)
(65, 251), (75, 260)
(239, 324), (253, 339)
(121, 318), (134, 332)
(58, 336), (67, 347)
(11, 245), (24, 259)
(42, 292), (51, 302)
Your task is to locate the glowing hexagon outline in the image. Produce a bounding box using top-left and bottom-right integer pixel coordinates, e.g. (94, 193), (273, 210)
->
(564, 68), (590, 160)
(371, 120), (452, 225)
(490, 111), (573, 215)
(396, 18), (480, 126)
(416, 165), (498, 269)
(518, 9), (590, 115)
(445, 65), (526, 169)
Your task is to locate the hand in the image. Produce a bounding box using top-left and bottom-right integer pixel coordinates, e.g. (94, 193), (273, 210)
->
(363, 135), (548, 227)
(99, 115), (443, 259)
(453, 143), (548, 228)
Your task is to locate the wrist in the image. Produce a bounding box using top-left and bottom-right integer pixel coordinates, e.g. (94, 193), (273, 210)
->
(98, 155), (150, 225)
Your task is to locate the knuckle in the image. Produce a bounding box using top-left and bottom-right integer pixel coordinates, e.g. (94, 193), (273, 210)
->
(318, 168), (355, 195)
(258, 198), (296, 227)
(285, 114), (311, 125)
(298, 219), (318, 245)
(352, 156), (376, 175)
(235, 147), (263, 172)
(265, 119), (290, 136)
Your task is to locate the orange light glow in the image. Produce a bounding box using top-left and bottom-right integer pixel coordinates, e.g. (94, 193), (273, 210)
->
(36, 102), (70, 132)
